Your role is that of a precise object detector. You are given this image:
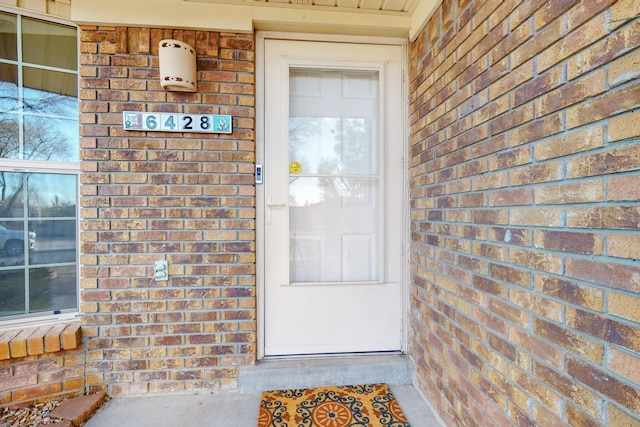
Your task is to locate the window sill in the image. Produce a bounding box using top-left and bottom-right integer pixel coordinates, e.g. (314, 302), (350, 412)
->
(0, 320), (81, 360)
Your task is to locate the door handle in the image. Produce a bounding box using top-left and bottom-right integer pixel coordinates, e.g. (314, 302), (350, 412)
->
(267, 202), (287, 208)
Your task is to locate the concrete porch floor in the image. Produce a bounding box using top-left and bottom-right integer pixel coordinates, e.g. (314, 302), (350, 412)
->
(85, 355), (445, 426)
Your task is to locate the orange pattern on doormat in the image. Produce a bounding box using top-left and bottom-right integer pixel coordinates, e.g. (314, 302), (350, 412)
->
(258, 383), (410, 427)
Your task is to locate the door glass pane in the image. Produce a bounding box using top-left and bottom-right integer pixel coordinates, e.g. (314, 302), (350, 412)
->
(289, 69), (380, 283)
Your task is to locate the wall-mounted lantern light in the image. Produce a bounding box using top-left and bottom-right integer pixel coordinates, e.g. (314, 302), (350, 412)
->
(159, 39), (197, 92)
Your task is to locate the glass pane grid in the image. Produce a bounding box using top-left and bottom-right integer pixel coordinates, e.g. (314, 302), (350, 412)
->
(0, 11), (78, 162)
(289, 68), (381, 284)
(0, 171), (78, 319)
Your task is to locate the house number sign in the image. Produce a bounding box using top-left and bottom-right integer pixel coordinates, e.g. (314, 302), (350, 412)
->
(123, 111), (232, 134)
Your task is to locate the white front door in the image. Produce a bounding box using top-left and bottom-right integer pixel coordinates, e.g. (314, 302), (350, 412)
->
(262, 38), (405, 357)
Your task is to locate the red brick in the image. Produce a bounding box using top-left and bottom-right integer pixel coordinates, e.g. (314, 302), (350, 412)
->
(535, 274), (604, 311)
(534, 181), (604, 204)
(534, 126), (605, 161)
(608, 404), (640, 427)
(568, 307), (640, 353)
(567, 356), (640, 413)
(489, 298), (529, 328)
(565, 403), (602, 427)
(533, 361), (604, 418)
(474, 58), (510, 94)
(569, 18), (640, 79)
(26, 326), (51, 356)
(509, 161), (564, 186)
(567, 144), (640, 179)
(13, 382), (62, 403)
(534, 318), (604, 363)
(457, 57), (488, 90)
(509, 248), (562, 274)
(510, 327), (563, 369)
(534, 69), (607, 118)
(490, 60), (534, 101)
(609, 109), (640, 142)
(510, 17), (565, 68)
(491, 24), (533, 66)
(608, 347), (640, 385)
(509, 367), (563, 416)
(50, 391), (107, 426)
(567, 0), (616, 31)
(510, 288), (563, 322)
(534, 230), (603, 255)
(536, 12), (607, 72)
(567, 205), (640, 230)
(470, 20), (507, 62)
(489, 146), (531, 170)
(472, 171), (508, 191)
(489, 103), (534, 135)
(472, 275), (507, 298)
(488, 188), (532, 207)
(608, 233), (640, 260)
(566, 257), (640, 294)
(567, 82), (640, 129)
(509, 113), (563, 147)
(533, 0), (578, 31)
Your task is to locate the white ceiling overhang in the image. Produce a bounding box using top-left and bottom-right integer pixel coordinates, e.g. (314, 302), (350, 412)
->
(71, 0), (438, 40)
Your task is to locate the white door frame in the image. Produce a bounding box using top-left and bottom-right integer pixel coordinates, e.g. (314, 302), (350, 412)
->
(255, 31), (409, 359)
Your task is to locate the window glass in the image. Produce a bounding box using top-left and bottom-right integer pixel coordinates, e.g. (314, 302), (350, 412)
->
(0, 12), (78, 162)
(29, 266), (77, 313)
(0, 63), (18, 112)
(0, 172), (25, 218)
(0, 172), (78, 318)
(0, 269), (26, 316)
(0, 12), (17, 61)
(0, 116), (19, 158)
(29, 220), (76, 264)
(22, 18), (77, 69)
(23, 66), (77, 100)
(0, 220), (29, 263)
(24, 116), (79, 161)
(28, 174), (76, 217)
(0, 10), (78, 320)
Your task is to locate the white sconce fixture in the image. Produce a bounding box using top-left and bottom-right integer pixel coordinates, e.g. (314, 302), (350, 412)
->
(159, 39), (197, 92)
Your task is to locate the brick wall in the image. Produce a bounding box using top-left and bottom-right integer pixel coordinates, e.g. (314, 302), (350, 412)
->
(79, 26), (256, 395)
(408, 0), (640, 426)
(0, 349), (85, 405)
(0, 324), (85, 405)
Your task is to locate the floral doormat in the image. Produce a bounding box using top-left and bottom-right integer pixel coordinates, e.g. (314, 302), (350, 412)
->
(258, 383), (411, 427)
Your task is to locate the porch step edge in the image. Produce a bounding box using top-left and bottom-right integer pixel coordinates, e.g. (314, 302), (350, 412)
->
(238, 354), (414, 394)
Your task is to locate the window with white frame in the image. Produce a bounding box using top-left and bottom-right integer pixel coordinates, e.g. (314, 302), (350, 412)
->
(0, 9), (79, 321)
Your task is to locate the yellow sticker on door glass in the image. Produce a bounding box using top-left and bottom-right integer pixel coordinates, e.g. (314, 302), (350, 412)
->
(289, 161), (302, 174)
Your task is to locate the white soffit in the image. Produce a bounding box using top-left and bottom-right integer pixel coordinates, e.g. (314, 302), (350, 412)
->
(72, 0), (254, 32)
(185, 0), (420, 13)
(72, 0), (438, 39)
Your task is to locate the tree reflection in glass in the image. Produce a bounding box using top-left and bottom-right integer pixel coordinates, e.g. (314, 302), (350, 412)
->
(0, 13), (78, 162)
(289, 117), (379, 283)
(0, 172), (77, 317)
